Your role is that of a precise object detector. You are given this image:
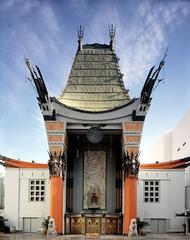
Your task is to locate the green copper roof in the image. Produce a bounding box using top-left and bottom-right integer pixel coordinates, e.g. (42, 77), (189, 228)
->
(57, 43), (131, 112)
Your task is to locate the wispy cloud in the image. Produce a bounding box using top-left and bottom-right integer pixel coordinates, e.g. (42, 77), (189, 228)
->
(0, 0), (62, 162)
(0, 0), (189, 164)
(40, 3), (60, 32)
(33, 110), (48, 144)
(124, 0), (190, 87)
(0, 0), (66, 97)
(86, 0), (190, 91)
(0, 118), (6, 145)
(70, 0), (88, 15)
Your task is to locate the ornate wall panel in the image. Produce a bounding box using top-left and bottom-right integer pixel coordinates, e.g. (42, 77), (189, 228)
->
(105, 217), (117, 234)
(67, 214), (122, 235)
(71, 217), (85, 234)
(84, 151), (106, 209)
(86, 217), (101, 234)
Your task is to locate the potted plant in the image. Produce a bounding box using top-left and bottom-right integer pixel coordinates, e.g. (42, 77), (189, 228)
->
(41, 216), (50, 236)
(136, 217), (149, 236)
(0, 216), (10, 233)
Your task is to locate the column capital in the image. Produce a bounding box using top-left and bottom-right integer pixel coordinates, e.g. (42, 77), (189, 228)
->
(122, 151), (140, 179)
(48, 151), (66, 180)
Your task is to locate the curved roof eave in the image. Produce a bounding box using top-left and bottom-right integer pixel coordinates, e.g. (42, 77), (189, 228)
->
(52, 97), (137, 114)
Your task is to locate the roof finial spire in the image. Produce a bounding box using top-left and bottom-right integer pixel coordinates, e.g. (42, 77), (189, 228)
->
(109, 24), (116, 50)
(78, 25), (84, 51)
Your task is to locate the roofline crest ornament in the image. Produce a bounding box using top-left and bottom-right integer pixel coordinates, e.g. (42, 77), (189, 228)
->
(140, 49), (168, 105)
(78, 25), (84, 51)
(109, 24), (116, 50)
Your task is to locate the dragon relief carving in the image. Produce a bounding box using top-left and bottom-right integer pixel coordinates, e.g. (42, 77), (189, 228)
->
(84, 151), (106, 209)
(122, 151), (140, 178)
(48, 151), (66, 179)
(85, 185), (102, 209)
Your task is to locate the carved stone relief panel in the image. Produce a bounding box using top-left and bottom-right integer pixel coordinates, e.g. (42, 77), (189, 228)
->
(84, 151), (106, 209)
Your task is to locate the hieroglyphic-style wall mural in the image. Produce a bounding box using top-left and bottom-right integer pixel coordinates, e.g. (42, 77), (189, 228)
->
(84, 151), (106, 209)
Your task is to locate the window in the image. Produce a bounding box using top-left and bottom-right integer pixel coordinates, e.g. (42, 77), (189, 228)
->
(144, 180), (160, 203)
(29, 180), (45, 202)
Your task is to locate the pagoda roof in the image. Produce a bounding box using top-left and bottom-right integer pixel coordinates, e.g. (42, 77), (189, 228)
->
(57, 43), (131, 112)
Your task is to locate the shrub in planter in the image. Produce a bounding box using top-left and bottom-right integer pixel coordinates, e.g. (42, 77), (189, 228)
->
(42, 216), (50, 236)
(0, 216), (10, 233)
(136, 217), (149, 236)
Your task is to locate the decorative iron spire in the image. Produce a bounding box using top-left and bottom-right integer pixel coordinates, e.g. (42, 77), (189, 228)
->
(78, 25), (84, 51)
(25, 57), (48, 105)
(109, 24), (116, 50)
(140, 50), (167, 105)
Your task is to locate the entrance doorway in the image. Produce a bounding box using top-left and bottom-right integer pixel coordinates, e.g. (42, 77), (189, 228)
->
(151, 219), (166, 233)
(65, 133), (123, 234)
(23, 217), (43, 232)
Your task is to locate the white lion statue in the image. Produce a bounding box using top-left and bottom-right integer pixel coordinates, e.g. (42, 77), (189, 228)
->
(47, 218), (57, 236)
(128, 218), (138, 236)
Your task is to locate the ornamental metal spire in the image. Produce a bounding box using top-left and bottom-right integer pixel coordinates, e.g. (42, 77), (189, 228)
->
(109, 24), (116, 50)
(25, 57), (48, 105)
(78, 25), (84, 51)
(140, 50), (167, 105)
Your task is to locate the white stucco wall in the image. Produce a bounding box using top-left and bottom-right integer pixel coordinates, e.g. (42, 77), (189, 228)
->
(172, 109), (190, 160)
(4, 169), (20, 229)
(19, 169), (50, 218)
(185, 166), (190, 186)
(143, 108), (190, 163)
(185, 166), (190, 210)
(0, 177), (4, 209)
(4, 168), (50, 231)
(145, 132), (172, 163)
(138, 169), (185, 232)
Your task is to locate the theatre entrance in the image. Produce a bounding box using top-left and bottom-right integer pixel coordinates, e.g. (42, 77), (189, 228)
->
(65, 133), (123, 234)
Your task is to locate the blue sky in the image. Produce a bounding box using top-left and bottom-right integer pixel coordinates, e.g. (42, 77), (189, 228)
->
(0, 0), (190, 166)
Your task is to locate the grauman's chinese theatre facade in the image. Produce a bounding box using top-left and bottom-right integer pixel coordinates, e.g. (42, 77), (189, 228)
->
(25, 26), (164, 235)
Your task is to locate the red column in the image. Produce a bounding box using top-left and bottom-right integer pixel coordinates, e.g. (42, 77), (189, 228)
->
(50, 176), (63, 234)
(45, 121), (67, 234)
(122, 122), (141, 235)
(123, 176), (137, 234)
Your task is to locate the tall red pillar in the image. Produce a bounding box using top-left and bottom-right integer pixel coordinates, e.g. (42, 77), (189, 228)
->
(48, 151), (66, 234)
(123, 176), (137, 234)
(50, 176), (64, 234)
(46, 121), (67, 235)
(122, 122), (142, 235)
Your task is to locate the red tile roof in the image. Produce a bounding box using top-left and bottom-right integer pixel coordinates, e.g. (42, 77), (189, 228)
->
(140, 157), (190, 169)
(0, 155), (48, 169)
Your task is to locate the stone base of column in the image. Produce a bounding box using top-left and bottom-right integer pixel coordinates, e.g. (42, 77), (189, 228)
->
(123, 176), (137, 235)
(50, 176), (64, 234)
